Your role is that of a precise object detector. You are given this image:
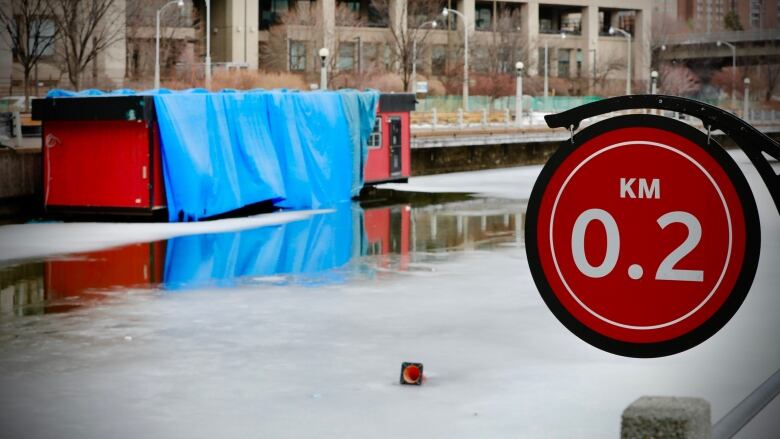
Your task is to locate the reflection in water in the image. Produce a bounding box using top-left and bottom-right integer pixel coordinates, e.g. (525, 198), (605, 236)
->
(0, 199), (525, 315)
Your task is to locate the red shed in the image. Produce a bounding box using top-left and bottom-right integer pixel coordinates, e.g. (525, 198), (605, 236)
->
(365, 94), (416, 185)
(32, 92), (414, 218)
(34, 96), (167, 217)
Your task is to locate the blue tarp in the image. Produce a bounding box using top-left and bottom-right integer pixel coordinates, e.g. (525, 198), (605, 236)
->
(163, 202), (363, 289)
(46, 88), (380, 221)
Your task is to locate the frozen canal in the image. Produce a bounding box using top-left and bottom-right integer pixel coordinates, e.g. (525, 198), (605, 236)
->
(0, 152), (778, 438)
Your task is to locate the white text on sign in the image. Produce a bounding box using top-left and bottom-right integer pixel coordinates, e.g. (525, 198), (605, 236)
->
(620, 178), (660, 199)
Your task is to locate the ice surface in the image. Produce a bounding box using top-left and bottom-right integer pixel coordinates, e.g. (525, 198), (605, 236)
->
(0, 150), (778, 438)
(0, 210), (323, 263)
(377, 164), (543, 200)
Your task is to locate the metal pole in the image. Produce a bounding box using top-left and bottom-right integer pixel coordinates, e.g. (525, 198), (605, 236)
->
(515, 66), (523, 126)
(411, 38), (417, 93)
(320, 59), (327, 91)
(516, 75), (522, 125)
(205, 0), (211, 89)
(731, 44), (736, 109)
(357, 36), (362, 74)
(155, 1), (182, 90)
(626, 34), (632, 95)
(463, 20), (469, 112)
(155, 8), (161, 89)
(743, 78), (750, 121)
(544, 41), (548, 100)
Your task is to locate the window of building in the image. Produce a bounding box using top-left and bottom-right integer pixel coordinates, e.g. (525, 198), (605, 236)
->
(497, 47), (511, 73)
(432, 45), (446, 75)
(750, 0), (761, 28)
(368, 117), (382, 148)
(367, 3), (387, 27)
(338, 42), (355, 71)
(260, 0), (290, 30)
(576, 49), (582, 78)
(561, 12), (581, 34)
(362, 43), (378, 66)
(557, 49), (570, 78)
(344, 0), (360, 12)
(289, 40), (306, 71)
(473, 46), (489, 73)
(475, 2), (492, 31)
(616, 11), (635, 35)
(29, 18), (56, 57)
(384, 44), (394, 71)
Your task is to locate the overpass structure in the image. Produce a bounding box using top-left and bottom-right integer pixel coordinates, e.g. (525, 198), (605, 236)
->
(657, 29), (780, 68)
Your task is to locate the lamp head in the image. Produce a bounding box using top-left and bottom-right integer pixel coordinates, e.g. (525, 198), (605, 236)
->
(650, 70), (658, 79)
(609, 26), (615, 35)
(177, 0), (183, 6)
(716, 40), (722, 47)
(660, 44), (666, 51)
(318, 47), (329, 60)
(744, 77), (751, 85)
(561, 32), (566, 39)
(432, 21), (438, 28)
(515, 61), (524, 73)
(442, 8), (448, 17)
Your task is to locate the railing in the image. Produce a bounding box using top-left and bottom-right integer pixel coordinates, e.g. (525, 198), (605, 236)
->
(411, 107), (780, 131)
(662, 28), (780, 46)
(416, 96), (602, 113)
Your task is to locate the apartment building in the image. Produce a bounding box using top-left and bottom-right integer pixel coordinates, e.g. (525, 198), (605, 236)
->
(2, 0), (652, 93)
(676, 0), (780, 32)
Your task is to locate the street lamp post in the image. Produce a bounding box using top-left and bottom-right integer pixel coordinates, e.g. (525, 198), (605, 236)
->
(515, 61), (524, 126)
(205, 0), (211, 89)
(442, 8), (469, 111)
(650, 70), (658, 95)
(716, 40), (737, 109)
(412, 20), (438, 94)
(543, 32), (566, 101)
(155, 0), (184, 90)
(319, 47), (330, 91)
(609, 26), (632, 95)
(743, 77), (750, 121)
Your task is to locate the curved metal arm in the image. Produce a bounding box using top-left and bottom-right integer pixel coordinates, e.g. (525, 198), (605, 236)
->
(545, 95), (780, 215)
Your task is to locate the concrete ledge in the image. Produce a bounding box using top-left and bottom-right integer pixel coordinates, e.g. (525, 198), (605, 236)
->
(621, 396), (711, 439)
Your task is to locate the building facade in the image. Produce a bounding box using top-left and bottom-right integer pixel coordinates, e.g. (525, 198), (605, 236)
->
(675, 0), (780, 32)
(2, 0), (652, 95)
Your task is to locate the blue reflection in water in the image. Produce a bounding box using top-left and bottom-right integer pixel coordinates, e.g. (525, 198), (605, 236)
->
(163, 202), (364, 289)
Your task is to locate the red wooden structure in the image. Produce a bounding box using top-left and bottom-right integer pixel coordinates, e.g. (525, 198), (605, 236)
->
(32, 93), (415, 218)
(365, 94), (415, 185)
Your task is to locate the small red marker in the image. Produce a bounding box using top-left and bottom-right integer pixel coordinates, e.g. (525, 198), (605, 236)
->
(400, 362), (424, 385)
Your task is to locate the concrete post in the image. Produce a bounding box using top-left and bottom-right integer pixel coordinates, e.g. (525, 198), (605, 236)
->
(481, 109), (487, 127)
(521, 1), (539, 76)
(457, 108), (464, 128)
(621, 396), (711, 439)
(320, 0), (336, 64)
(504, 108), (510, 126)
(432, 108), (438, 129)
(582, 5), (598, 95)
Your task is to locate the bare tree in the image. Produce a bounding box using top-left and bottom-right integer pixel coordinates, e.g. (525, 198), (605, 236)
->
(659, 63), (700, 97)
(261, 2), (364, 88)
(0, 0), (59, 110)
(592, 50), (626, 95)
(124, 0), (193, 83)
(471, 6), (526, 103)
(48, 0), (124, 90)
(371, 0), (441, 92)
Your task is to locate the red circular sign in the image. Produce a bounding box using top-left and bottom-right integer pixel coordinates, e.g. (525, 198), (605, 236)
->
(526, 115), (760, 357)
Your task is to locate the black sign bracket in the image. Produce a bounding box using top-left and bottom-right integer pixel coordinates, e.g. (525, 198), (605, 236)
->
(545, 95), (780, 216)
